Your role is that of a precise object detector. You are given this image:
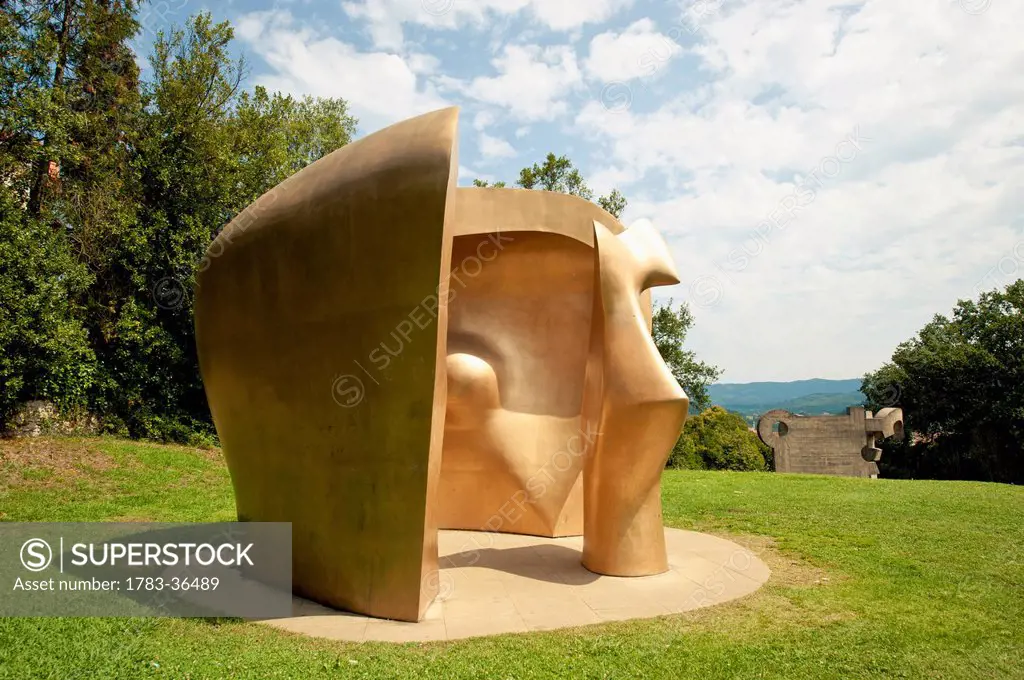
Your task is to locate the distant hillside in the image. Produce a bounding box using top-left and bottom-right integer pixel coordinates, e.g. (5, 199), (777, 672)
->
(708, 379), (866, 426)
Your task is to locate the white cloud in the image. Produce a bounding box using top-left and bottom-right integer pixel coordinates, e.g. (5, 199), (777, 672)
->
(234, 11), (448, 130)
(478, 132), (517, 159)
(234, 0), (1024, 382)
(472, 111), (496, 131)
(578, 0), (1024, 381)
(441, 44), (583, 121)
(528, 0), (636, 31)
(585, 18), (683, 83)
(406, 52), (441, 75)
(340, 0), (634, 50)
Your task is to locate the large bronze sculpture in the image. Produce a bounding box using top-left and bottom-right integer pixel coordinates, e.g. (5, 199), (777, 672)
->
(195, 107), (689, 622)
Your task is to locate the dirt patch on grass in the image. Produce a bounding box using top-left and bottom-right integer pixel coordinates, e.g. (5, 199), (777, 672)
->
(0, 437), (122, 491)
(126, 439), (224, 464)
(191, 445), (224, 463)
(646, 532), (857, 639)
(722, 533), (837, 589)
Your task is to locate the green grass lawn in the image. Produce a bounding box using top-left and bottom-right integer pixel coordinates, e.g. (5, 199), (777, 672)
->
(1, 436), (1022, 679)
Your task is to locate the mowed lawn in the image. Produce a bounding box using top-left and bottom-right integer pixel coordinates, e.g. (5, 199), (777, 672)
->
(0, 437), (1021, 679)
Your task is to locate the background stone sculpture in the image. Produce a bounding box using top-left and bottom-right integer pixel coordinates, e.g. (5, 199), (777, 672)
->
(757, 407), (904, 478)
(195, 107), (689, 622)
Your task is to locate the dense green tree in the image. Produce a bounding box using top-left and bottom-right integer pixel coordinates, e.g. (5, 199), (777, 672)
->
(1, 0), (140, 425)
(2, 1), (138, 208)
(0, 184), (96, 422)
(61, 0), (142, 276)
(231, 86), (357, 209)
(96, 14), (357, 441)
(668, 406), (772, 471)
(652, 299), (722, 413)
(0, 1), (51, 187)
(0, 6), (358, 441)
(83, 13), (244, 440)
(863, 279), (1024, 483)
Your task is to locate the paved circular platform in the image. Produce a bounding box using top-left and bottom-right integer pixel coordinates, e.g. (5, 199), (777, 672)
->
(261, 528), (770, 642)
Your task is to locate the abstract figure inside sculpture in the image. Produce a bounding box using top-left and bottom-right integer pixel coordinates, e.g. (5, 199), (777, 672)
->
(194, 107), (688, 622)
(757, 406), (904, 478)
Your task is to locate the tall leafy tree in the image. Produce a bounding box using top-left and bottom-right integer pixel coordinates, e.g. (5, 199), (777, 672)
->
(474, 152), (628, 218)
(597, 188), (627, 220)
(652, 300), (722, 413)
(0, 176), (96, 422)
(23, 0), (79, 217)
(231, 85), (357, 209)
(82, 12), (245, 439)
(1, 0), (140, 424)
(863, 279), (1024, 483)
(61, 0), (142, 276)
(0, 0), (142, 311)
(1, 5), (359, 441)
(102, 13), (358, 441)
(517, 152), (594, 198)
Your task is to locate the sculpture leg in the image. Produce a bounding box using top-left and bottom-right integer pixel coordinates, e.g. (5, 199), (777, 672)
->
(582, 400), (686, 575)
(581, 220), (689, 577)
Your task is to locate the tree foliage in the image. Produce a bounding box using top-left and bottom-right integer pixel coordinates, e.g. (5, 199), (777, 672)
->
(597, 188), (627, 220)
(472, 178), (506, 188)
(862, 279), (1024, 483)
(0, 185), (96, 422)
(668, 406), (772, 471)
(474, 152), (628, 218)
(0, 6), (357, 441)
(517, 153), (593, 198)
(652, 300), (722, 413)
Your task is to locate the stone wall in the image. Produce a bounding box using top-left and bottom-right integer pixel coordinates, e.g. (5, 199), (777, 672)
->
(3, 401), (100, 438)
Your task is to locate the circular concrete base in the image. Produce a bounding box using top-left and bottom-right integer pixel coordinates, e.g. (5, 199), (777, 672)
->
(261, 528), (769, 642)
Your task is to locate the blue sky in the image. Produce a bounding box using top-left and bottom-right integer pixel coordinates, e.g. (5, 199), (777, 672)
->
(135, 0), (1023, 383)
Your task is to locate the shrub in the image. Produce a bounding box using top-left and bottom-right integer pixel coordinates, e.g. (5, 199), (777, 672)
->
(668, 406), (773, 471)
(0, 189), (96, 425)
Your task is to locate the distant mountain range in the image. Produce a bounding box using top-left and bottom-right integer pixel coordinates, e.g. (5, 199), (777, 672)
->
(708, 379), (866, 426)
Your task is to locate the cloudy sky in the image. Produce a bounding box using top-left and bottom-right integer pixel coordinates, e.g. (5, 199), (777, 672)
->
(140, 0), (1023, 383)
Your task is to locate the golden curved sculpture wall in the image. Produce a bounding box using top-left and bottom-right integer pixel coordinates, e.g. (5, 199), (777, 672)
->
(195, 108), (689, 622)
(441, 230), (593, 538)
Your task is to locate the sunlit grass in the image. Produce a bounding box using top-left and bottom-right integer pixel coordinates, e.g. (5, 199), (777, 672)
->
(0, 436), (1021, 679)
